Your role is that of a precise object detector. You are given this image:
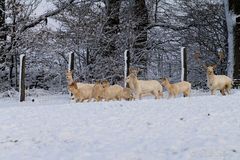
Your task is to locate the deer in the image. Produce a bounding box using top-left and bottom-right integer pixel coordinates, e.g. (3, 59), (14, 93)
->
(68, 81), (93, 102)
(121, 87), (135, 101)
(160, 78), (191, 98)
(66, 70), (94, 88)
(129, 67), (141, 76)
(102, 80), (123, 101)
(92, 81), (104, 102)
(203, 64), (232, 95)
(125, 73), (163, 100)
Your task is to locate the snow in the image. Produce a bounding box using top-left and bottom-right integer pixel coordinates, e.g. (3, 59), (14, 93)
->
(90, 1), (106, 14)
(1, 90), (240, 160)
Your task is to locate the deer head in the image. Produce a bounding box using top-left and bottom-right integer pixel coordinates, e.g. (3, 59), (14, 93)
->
(66, 70), (74, 84)
(160, 77), (169, 87)
(204, 64), (217, 75)
(102, 80), (110, 88)
(129, 67), (141, 76)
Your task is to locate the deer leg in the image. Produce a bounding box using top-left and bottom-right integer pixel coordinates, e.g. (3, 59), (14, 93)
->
(183, 92), (188, 97)
(225, 84), (231, 95)
(226, 88), (230, 95)
(168, 93), (172, 99)
(184, 90), (190, 97)
(173, 92), (177, 98)
(158, 91), (163, 98)
(139, 93), (143, 100)
(220, 89), (226, 96)
(97, 97), (102, 102)
(153, 90), (159, 99)
(211, 89), (216, 95)
(183, 90), (188, 97)
(183, 92), (187, 97)
(135, 92), (141, 100)
(116, 96), (121, 101)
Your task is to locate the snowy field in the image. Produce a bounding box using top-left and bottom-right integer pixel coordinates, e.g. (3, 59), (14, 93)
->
(0, 90), (240, 160)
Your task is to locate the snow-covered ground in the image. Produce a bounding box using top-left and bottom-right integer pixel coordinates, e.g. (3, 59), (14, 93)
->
(0, 90), (240, 160)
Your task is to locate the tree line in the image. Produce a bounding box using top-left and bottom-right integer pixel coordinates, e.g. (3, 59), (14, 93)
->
(0, 0), (239, 93)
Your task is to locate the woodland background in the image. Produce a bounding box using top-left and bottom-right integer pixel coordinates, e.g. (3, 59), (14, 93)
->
(0, 0), (239, 93)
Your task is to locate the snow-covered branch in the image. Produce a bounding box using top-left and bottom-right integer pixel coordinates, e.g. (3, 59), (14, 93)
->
(147, 23), (197, 31)
(19, 0), (75, 33)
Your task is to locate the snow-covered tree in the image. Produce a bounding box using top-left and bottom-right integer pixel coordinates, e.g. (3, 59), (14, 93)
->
(0, 0), (75, 92)
(224, 0), (240, 79)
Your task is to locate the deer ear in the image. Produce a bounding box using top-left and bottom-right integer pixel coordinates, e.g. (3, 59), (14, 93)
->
(212, 64), (217, 69)
(203, 64), (208, 70)
(103, 80), (109, 84)
(137, 68), (142, 73)
(160, 77), (166, 81)
(130, 73), (136, 78)
(102, 80), (106, 83)
(68, 70), (73, 74)
(129, 67), (133, 73)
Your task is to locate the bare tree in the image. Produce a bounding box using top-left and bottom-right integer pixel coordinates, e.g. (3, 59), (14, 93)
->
(131, 0), (149, 76)
(0, 0), (6, 65)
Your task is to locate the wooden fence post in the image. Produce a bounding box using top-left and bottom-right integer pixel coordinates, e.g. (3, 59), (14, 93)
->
(68, 52), (74, 98)
(124, 50), (130, 87)
(68, 52), (74, 71)
(19, 54), (25, 102)
(181, 47), (187, 81)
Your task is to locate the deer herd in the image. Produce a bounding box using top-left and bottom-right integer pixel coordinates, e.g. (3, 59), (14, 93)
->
(66, 65), (233, 103)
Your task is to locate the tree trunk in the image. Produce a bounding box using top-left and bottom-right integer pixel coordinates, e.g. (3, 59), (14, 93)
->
(0, 0), (5, 40)
(132, 0), (149, 76)
(102, 0), (121, 57)
(95, 0), (121, 81)
(231, 1), (240, 79)
(0, 0), (6, 65)
(224, 0), (240, 79)
(10, 0), (17, 88)
(9, 55), (14, 86)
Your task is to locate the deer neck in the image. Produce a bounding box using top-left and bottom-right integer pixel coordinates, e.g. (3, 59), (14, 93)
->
(127, 78), (135, 88)
(132, 77), (140, 90)
(67, 76), (74, 85)
(103, 86), (109, 95)
(207, 72), (215, 82)
(164, 81), (172, 90)
(128, 81), (135, 90)
(69, 81), (78, 89)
